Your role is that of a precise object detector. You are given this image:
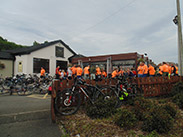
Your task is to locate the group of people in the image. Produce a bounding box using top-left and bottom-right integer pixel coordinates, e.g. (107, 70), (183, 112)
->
(137, 61), (178, 77)
(54, 64), (136, 80)
(40, 61), (179, 80)
(55, 64), (107, 80)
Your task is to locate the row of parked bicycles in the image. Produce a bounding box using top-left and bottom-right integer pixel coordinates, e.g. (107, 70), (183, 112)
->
(54, 76), (143, 115)
(0, 73), (53, 96)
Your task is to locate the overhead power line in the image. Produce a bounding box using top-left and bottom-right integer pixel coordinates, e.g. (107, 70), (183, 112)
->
(67, 0), (138, 41)
(83, 0), (138, 32)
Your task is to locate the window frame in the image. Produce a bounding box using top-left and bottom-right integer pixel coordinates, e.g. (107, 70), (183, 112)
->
(33, 58), (49, 73)
(55, 46), (64, 58)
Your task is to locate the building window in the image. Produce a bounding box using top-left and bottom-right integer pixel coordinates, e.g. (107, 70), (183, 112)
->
(56, 46), (64, 58)
(33, 58), (49, 73)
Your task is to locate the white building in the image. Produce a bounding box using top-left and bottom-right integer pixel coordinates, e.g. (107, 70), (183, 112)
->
(8, 40), (76, 76)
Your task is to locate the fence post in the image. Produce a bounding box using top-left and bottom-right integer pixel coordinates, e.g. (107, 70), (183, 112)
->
(51, 79), (60, 123)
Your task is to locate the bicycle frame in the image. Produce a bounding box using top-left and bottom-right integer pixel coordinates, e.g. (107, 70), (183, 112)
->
(70, 82), (105, 105)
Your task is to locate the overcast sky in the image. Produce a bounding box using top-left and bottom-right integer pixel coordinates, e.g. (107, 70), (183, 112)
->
(0, 0), (182, 64)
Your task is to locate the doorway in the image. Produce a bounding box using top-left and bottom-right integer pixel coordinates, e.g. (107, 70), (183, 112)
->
(56, 60), (67, 71)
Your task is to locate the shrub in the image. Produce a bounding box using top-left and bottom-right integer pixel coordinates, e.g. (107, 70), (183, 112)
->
(172, 93), (183, 109)
(162, 103), (177, 118)
(85, 97), (117, 119)
(124, 96), (137, 106)
(115, 108), (137, 129)
(139, 131), (159, 137)
(133, 97), (154, 121)
(169, 81), (183, 97)
(142, 106), (174, 134)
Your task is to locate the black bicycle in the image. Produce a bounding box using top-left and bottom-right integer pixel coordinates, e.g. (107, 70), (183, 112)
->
(54, 79), (116, 115)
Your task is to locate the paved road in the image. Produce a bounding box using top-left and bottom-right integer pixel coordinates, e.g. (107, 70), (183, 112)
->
(0, 94), (61, 137)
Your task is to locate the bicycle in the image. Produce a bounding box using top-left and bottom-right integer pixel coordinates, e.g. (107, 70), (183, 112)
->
(104, 76), (143, 107)
(0, 76), (32, 96)
(54, 78), (115, 115)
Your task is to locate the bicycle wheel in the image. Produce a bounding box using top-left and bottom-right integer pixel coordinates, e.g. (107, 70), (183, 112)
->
(0, 83), (4, 93)
(0, 81), (11, 95)
(100, 86), (121, 108)
(55, 89), (81, 115)
(40, 83), (49, 94)
(17, 85), (32, 96)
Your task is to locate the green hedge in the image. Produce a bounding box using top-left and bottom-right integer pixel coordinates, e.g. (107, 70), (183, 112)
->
(142, 106), (174, 133)
(115, 109), (137, 129)
(85, 97), (117, 119)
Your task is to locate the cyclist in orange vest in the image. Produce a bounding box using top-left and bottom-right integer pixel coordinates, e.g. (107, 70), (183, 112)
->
(158, 64), (163, 76)
(76, 65), (83, 79)
(71, 65), (77, 77)
(84, 65), (90, 79)
(112, 68), (118, 78)
(101, 68), (107, 78)
(148, 64), (155, 77)
(96, 65), (102, 81)
(40, 67), (46, 78)
(137, 61), (148, 77)
(162, 62), (169, 76)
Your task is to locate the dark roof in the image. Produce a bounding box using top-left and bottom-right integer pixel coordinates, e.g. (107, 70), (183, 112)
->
(0, 51), (15, 60)
(6, 40), (76, 56)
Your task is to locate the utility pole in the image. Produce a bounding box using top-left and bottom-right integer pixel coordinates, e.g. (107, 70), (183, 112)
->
(176, 0), (183, 76)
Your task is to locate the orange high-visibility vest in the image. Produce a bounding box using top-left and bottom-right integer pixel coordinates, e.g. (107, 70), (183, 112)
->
(162, 64), (169, 73)
(143, 64), (148, 74)
(96, 67), (101, 75)
(148, 65), (155, 75)
(84, 66), (90, 74)
(175, 66), (178, 74)
(112, 70), (118, 78)
(71, 67), (76, 75)
(77, 67), (83, 76)
(137, 66), (144, 75)
(40, 68), (45, 76)
(102, 71), (107, 77)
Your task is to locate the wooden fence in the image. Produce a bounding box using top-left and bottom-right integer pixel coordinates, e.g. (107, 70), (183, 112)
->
(51, 76), (182, 122)
(137, 76), (181, 97)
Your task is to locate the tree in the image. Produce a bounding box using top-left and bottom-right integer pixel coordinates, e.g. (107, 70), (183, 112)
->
(0, 36), (26, 51)
(33, 41), (40, 46)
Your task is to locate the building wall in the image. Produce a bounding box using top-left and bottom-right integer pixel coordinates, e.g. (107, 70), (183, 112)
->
(0, 59), (13, 78)
(14, 42), (74, 76)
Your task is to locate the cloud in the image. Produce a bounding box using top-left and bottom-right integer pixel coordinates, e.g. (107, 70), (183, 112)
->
(0, 0), (181, 64)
